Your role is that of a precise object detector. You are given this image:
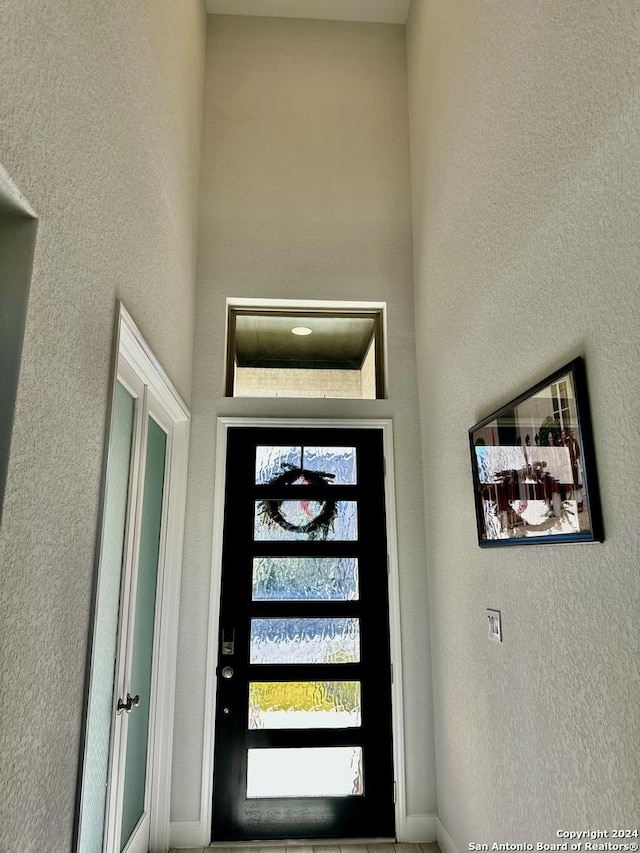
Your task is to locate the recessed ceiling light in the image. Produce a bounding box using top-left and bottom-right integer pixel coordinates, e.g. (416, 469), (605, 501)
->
(291, 326), (313, 336)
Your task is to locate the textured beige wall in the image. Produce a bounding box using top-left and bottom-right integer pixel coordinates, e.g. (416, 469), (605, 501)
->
(172, 14), (436, 826)
(407, 0), (640, 846)
(0, 2), (206, 849)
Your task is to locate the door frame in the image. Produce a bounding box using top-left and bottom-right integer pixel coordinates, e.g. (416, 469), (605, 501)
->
(200, 417), (407, 844)
(75, 303), (190, 853)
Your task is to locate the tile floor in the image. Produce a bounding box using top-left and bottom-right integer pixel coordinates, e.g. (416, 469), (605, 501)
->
(170, 843), (441, 853)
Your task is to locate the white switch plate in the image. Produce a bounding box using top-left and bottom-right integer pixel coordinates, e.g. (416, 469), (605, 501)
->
(487, 608), (502, 642)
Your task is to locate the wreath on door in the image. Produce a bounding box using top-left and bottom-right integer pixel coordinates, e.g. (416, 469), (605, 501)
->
(259, 464), (338, 539)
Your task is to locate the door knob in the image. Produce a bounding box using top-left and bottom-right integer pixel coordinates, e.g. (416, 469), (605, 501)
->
(221, 666), (234, 679)
(117, 693), (141, 715)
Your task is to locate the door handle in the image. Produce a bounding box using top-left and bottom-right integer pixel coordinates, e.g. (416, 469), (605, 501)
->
(117, 693), (141, 715)
(221, 666), (234, 679)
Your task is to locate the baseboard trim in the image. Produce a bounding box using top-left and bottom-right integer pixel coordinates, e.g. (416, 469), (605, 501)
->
(169, 814), (443, 849)
(401, 814), (437, 843)
(436, 818), (462, 853)
(169, 819), (207, 848)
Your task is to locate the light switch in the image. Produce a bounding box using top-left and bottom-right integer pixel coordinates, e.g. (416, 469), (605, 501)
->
(486, 609), (502, 642)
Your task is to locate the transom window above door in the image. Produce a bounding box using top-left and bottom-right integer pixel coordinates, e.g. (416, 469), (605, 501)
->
(225, 301), (386, 399)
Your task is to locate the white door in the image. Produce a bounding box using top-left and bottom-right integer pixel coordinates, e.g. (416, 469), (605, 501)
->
(104, 365), (171, 853)
(76, 306), (189, 853)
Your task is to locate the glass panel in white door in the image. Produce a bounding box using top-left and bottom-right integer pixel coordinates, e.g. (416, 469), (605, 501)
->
(119, 416), (167, 850)
(78, 381), (135, 853)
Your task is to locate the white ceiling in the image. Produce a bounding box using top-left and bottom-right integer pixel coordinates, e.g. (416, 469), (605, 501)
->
(234, 313), (376, 366)
(205, 0), (411, 24)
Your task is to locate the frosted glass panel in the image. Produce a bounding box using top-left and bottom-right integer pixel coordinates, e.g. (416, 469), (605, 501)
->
(255, 445), (356, 485)
(78, 382), (134, 853)
(249, 681), (361, 729)
(252, 557), (359, 601)
(255, 446), (301, 484)
(254, 500), (357, 541)
(120, 417), (166, 850)
(247, 747), (364, 797)
(301, 446), (357, 484)
(250, 618), (360, 664)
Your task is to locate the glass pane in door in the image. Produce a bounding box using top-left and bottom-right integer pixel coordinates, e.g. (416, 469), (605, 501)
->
(249, 681), (362, 729)
(255, 446), (301, 483)
(254, 500), (358, 540)
(255, 445), (357, 485)
(249, 617), (360, 664)
(246, 747), (364, 797)
(78, 382), (134, 853)
(120, 417), (167, 850)
(251, 556), (359, 601)
(300, 446), (357, 483)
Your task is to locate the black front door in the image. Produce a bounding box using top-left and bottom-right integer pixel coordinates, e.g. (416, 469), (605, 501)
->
(211, 426), (395, 841)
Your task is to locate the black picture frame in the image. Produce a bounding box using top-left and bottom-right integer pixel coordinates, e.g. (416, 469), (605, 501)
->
(469, 357), (603, 547)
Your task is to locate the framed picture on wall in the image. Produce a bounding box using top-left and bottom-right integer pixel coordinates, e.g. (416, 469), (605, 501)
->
(469, 357), (604, 547)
